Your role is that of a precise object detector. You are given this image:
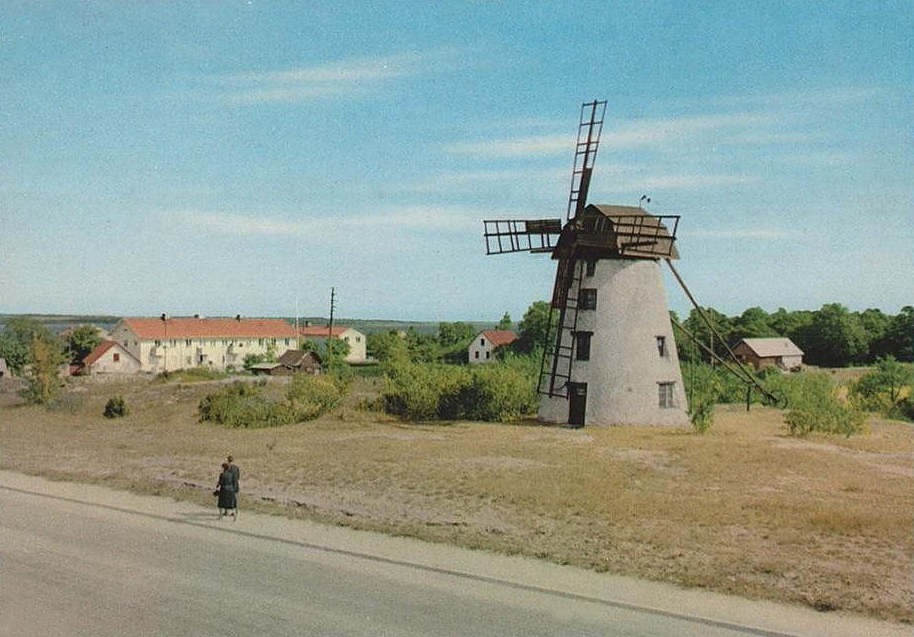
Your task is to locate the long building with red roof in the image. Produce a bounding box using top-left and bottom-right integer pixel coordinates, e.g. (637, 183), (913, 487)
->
(109, 316), (299, 373)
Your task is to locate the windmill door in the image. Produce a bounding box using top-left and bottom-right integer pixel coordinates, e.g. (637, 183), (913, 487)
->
(567, 382), (587, 428)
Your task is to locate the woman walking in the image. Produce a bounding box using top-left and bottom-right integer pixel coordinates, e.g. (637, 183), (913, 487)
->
(215, 461), (238, 519)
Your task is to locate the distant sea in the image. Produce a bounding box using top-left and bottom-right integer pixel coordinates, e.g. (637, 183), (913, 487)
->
(0, 314), (498, 336)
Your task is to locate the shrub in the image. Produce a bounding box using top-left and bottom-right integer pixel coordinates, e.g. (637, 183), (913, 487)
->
(286, 374), (345, 420)
(686, 364), (719, 434)
(199, 377), (345, 428)
(199, 381), (296, 428)
(781, 373), (866, 437)
(380, 358), (537, 422)
(154, 366), (230, 383)
(103, 395), (129, 418)
(850, 357), (914, 421)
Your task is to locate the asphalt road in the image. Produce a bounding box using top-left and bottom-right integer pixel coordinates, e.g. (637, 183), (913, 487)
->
(0, 471), (906, 637)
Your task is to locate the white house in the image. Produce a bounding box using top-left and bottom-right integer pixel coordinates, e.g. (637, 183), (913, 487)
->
(298, 325), (367, 363)
(108, 316), (299, 373)
(468, 330), (517, 364)
(81, 340), (142, 375)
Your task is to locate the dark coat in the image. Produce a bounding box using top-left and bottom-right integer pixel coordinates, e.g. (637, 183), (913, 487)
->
(216, 469), (238, 509)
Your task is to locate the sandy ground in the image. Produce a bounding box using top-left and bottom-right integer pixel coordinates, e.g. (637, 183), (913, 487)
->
(1, 376), (912, 623)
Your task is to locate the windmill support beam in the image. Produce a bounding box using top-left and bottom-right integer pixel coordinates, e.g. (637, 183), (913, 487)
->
(664, 259), (784, 407)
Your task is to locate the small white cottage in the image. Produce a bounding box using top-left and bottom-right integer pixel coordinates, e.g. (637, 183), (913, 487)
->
(82, 341), (142, 375)
(468, 330), (517, 364)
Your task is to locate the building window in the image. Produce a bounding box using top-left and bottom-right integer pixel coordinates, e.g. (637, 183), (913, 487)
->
(113, 353), (120, 362)
(580, 288), (597, 310)
(658, 382), (675, 408)
(154, 340), (161, 347)
(480, 338), (485, 346)
(656, 335), (667, 357)
(474, 351), (480, 359)
(258, 338), (264, 346)
(575, 331), (592, 361)
(585, 260), (596, 277)
(356, 336), (361, 343)
(485, 351), (490, 359)
(185, 339), (192, 347)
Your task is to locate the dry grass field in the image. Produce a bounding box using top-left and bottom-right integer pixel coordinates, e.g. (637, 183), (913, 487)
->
(1, 376), (912, 623)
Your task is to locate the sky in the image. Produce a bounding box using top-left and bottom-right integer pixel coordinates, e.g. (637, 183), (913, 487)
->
(1, 1), (912, 322)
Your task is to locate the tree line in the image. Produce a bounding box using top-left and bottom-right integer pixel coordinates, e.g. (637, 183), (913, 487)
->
(675, 304), (913, 367)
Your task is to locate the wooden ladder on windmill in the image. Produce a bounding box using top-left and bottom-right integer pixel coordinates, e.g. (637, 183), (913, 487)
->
(540, 258), (587, 397)
(566, 100), (606, 221)
(538, 100), (607, 397)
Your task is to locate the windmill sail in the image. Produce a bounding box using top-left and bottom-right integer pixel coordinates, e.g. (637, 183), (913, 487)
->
(566, 100), (607, 221)
(483, 219), (561, 255)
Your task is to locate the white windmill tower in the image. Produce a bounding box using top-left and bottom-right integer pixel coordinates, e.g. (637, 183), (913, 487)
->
(483, 100), (689, 427)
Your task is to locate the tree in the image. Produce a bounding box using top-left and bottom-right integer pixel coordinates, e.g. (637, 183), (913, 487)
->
(367, 331), (408, 363)
(681, 307), (733, 363)
(64, 324), (102, 364)
(731, 307), (777, 342)
(872, 306), (914, 362)
(496, 312), (512, 330)
(437, 322), (475, 348)
(0, 317), (57, 373)
(515, 301), (556, 353)
(851, 356), (914, 417)
(23, 336), (65, 404)
(796, 303), (868, 367)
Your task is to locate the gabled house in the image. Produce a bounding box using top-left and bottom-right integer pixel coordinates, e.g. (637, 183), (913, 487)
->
(277, 349), (322, 374)
(252, 349), (323, 376)
(109, 316), (299, 373)
(81, 340), (142, 375)
(733, 337), (804, 371)
(298, 325), (367, 363)
(468, 329), (517, 364)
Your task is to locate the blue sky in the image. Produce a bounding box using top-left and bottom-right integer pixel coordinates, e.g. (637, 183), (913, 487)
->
(1, 1), (912, 322)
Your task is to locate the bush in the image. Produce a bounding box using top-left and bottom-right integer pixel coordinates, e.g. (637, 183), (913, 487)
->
(380, 358), (537, 422)
(154, 366), (230, 383)
(686, 364), (719, 434)
(103, 395), (129, 418)
(199, 376), (347, 428)
(199, 381), (297, 428)
(780, 373), (866, 437)
(286, 374), (346, 420)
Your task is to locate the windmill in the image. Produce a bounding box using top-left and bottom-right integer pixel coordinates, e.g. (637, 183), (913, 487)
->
(483, 100), (688, 427)
(484, 101), (785, 427)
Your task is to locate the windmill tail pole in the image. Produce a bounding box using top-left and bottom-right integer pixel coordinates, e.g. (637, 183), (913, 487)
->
(664, 259), (784, 407)
(670, 317), (754, 385)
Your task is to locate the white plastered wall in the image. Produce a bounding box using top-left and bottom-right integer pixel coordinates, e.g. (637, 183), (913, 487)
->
(539, 258), (689, 426)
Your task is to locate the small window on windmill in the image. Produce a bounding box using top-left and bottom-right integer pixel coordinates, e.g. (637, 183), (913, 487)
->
(658, 382), (675, 408)
(575, 332), (592, 360)
(580, 288), (597, 310)
(656, 336), (667, 357)
(585, 260), (596, 277)
(113, 353), (120, 362)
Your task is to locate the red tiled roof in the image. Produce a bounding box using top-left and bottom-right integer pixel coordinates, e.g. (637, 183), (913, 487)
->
(299, 325), (351, 337)
(479, 330), (518, 346)
(82, 340), (117, 365)
(121, 317), (298, 339)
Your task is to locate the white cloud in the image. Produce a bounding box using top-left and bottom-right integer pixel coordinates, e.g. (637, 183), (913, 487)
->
(211, 51), (451, 104)
(442, 134), (571, 157)
(682, 228), (797, 239)
(604, 112), (777, 148)
(157, 206), (487, 239)
(600, 172), (761, 192)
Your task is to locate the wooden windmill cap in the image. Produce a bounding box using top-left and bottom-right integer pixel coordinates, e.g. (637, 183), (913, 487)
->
(554, 204), (680, 260)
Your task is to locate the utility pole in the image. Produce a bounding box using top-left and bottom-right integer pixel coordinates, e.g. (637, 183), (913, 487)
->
(328, 287), (336, 339)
